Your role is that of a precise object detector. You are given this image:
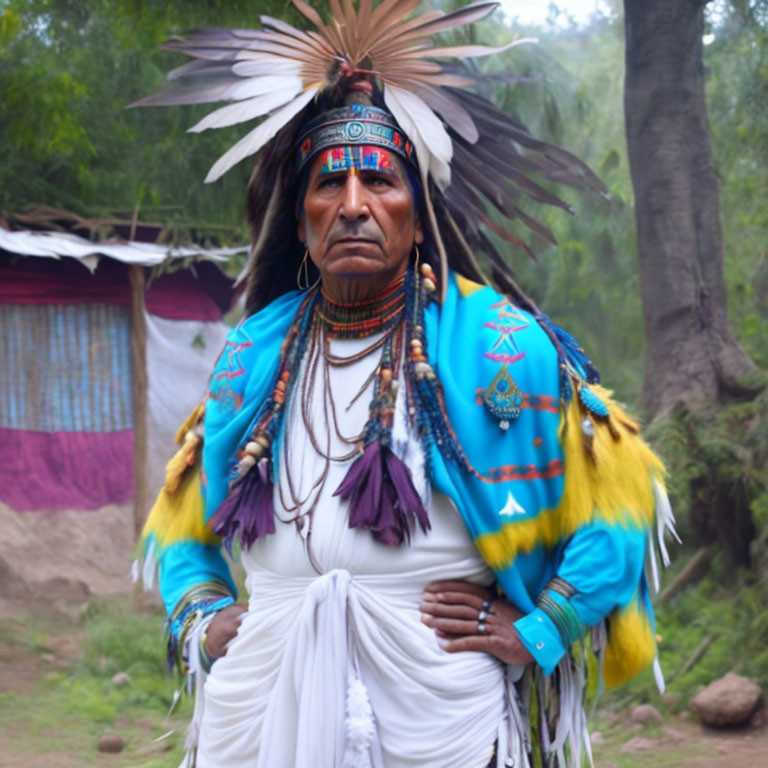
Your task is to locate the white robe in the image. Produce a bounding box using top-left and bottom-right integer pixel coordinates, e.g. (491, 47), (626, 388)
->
(196, 334), (523, 768)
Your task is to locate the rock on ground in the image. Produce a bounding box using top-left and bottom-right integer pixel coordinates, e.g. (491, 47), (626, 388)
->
(97, 733), (126, 753)
(692, 673), (763, 728)
(111, 671), (131, 687)
(631, 703), (663, 725)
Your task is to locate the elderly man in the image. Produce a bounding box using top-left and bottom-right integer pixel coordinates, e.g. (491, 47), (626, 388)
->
(139, 3), (675, 767)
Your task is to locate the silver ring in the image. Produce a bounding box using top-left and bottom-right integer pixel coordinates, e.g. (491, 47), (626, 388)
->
(478, 609), (488, 622)
(481, 598), (495, 613)
(477, 622), (487, 635)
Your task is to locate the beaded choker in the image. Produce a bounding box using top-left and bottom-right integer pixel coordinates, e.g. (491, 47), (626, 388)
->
(318, 275), (406, 339)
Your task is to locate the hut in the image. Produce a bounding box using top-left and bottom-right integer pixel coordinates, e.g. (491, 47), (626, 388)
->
(0, 221), (246, 605)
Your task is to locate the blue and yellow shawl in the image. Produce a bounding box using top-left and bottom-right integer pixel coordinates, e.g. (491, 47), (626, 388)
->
(142, 272), (668, 688)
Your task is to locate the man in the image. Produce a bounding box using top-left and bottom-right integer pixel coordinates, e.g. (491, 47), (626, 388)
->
(139, 3), (677, 767)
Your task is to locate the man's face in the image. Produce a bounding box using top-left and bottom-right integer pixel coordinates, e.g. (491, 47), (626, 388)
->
(297, 145), (424, 283)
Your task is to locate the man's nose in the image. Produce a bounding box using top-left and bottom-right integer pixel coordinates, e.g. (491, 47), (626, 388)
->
(339, 174), (369, 221)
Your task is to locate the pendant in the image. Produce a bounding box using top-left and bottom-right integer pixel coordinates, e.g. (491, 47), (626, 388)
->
(483, 364), (523, 430)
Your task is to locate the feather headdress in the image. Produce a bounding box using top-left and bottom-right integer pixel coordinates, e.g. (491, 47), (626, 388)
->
(135, 0), (606, 308)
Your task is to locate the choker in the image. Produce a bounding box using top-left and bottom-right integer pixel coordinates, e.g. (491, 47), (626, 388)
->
(317, 275), (406, 339)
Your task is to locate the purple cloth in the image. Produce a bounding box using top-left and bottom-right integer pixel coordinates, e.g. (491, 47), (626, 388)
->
(0, 428), (133, 511)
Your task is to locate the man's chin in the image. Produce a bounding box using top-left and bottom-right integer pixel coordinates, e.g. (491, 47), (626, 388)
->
(324, 254), (389, 278)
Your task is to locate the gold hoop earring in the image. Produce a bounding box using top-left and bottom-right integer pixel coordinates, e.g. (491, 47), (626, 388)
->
(297, 248), (310, 290)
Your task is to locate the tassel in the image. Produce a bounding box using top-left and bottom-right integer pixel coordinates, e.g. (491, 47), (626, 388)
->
(210, 458), (275, 550)
(164, 434), (200, 494)
(341, 673), (375, 768)
(335, 441), (430, 547)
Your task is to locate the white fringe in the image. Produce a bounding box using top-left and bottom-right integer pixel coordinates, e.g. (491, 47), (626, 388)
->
(501, 668), (532, 768)
(653, 656), (666, 695)
(177, 614), (215, 768)
(645, 478), (679, 695)
(529, 647), (599, 768)
(653, 479), (681, 568)
(138, 540), (157, 590)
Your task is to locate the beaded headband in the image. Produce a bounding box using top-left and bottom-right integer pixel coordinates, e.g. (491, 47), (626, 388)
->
(294, 104), (417, 177)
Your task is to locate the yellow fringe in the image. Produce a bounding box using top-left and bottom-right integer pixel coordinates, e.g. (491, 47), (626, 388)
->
(142, 465), (219, 551)
(475, 386), (665, 570)
(602, 601), (657, 689)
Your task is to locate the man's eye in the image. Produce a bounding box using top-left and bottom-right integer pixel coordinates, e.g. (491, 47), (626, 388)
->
(368, 175), (393, 187)
(318, 176), (344, 188)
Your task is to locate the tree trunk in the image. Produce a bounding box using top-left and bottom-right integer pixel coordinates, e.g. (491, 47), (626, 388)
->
(623, 0), (757, 419)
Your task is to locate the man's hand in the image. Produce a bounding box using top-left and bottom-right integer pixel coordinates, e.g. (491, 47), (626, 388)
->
(204, 602), (248, 659)
(420, 580), (534, 666)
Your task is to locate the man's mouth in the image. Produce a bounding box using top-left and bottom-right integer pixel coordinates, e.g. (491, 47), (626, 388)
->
(333, 237), (378, 245)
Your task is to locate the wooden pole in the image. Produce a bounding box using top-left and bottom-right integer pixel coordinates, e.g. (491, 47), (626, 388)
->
(129, 264), (149, 541)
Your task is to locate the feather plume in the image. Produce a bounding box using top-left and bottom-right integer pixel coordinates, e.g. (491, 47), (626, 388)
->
(136, 2), (531, 184)
(136, 1), (607, 304)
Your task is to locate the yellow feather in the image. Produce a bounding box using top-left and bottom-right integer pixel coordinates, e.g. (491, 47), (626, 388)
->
(475, 387), (666, 569)
(142, 466), (219, 551)
(602, 601), (657, 689)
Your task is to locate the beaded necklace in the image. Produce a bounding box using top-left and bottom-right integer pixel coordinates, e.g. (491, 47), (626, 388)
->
(211, 259), (471, 550)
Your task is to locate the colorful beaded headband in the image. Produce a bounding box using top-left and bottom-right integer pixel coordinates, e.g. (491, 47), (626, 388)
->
(294, 104), (417, 176)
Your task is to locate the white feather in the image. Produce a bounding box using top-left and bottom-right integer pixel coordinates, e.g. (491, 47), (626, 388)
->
(653, 478), (681, 567)
(647, 533), (661, 594)
(653, 655), (666, 694)
(205, 87), (317, 183)
(222, 74), (305, 102)
(384, 85), (453, 190)
(189, 85), (303, 132)
(232, 57), (303, 77)
(141, 541), (157, 590)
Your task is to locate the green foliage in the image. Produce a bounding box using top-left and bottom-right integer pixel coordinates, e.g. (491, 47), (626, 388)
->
(0, 0), (324, 240)
(706, 1), (768, 368)
(647, 380), (768, 564)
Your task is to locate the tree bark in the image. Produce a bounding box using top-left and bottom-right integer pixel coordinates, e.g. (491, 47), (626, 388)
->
(623, 0), (757, 418)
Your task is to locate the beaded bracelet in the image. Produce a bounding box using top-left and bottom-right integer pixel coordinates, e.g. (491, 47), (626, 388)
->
(537, 578), (583, 649)
(167, 581), (235, 674)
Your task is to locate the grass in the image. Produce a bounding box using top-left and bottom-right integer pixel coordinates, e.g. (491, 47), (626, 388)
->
(0, 598), (191, 767)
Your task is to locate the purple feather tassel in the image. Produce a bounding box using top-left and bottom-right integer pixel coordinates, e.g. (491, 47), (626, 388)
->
(211, 458), (276, 550)
(335, 441), (430, 546)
